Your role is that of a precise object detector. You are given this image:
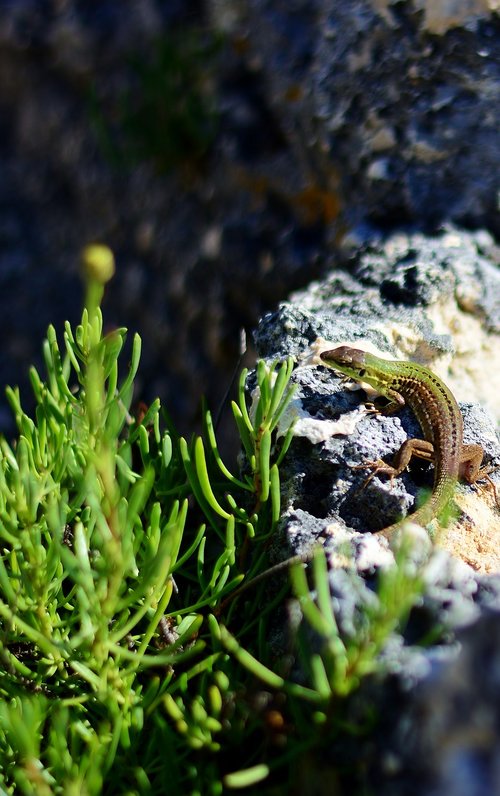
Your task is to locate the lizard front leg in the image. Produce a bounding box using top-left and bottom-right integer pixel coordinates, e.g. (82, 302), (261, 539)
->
(355, 438), (435, 487)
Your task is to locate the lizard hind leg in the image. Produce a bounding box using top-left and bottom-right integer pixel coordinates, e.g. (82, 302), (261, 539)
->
(482, 472), (499, 505)
(353, 459), (399, 490)
(459, 444), (500, 506)
(468, 465), (500, 506)
(353, 437), (436, 491)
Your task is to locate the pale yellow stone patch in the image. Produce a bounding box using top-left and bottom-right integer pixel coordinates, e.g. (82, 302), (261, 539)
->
(438, 490), (500, 573)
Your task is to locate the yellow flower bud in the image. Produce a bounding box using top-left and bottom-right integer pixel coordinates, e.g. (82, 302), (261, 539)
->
(81, 244), (115, 285)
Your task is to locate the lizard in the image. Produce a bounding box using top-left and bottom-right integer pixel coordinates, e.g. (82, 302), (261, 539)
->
(319, 345), (498, 538)
(216, 347), (498, 614)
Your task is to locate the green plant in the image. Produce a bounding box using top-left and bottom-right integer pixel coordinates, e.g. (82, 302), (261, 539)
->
(0, 249), (425, 795)
(290, 544), (422, 698)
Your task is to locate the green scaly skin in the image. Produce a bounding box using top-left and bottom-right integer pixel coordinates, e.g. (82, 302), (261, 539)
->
(320, 345), (486, 538)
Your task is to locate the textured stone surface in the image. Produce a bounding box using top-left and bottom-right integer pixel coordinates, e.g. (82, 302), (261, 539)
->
(259, 230), (500, 576)
(384, 611), (500, 796)
(257, 224), (500, 794)
(244, 0), (500, 234)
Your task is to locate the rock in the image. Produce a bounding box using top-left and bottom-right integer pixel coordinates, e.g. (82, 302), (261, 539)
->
(243, 0), (500, 234)
(257, 227), (500, 568)
(257, 224), (500, 792)
(385, 610), (500, 796)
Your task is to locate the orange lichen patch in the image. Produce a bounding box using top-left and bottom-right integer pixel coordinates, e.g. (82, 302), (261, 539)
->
(234, 164), (342, 226)
(284, 84), (304, 102)
(293, 185), (341, 225)
(438, 491), (500, 574)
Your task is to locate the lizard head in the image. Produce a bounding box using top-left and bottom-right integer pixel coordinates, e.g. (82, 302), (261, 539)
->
(320, 346), (369, 381)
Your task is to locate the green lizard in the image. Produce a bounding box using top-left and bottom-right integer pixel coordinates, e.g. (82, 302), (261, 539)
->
(320, 345), (497, 538)
(217, 347), (497, 614)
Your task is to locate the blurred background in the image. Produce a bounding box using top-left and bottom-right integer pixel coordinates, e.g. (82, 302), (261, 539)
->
(0, 0), (335, 443)
(0, 0), (498, 441)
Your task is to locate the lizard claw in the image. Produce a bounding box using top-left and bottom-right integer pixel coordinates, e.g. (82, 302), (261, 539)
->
(353, 459), (395, 489)
(478, 470), (499, 506)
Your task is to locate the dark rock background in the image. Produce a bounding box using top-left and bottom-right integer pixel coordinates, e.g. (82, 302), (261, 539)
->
(1, 1), (498, 442)
(0, 0), (333, 439)
(246, 0), (500, 234)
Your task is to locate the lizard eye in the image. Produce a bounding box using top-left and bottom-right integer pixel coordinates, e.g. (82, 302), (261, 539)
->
(358, 369), (366, 378)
